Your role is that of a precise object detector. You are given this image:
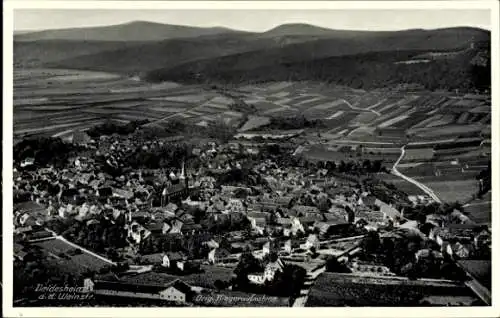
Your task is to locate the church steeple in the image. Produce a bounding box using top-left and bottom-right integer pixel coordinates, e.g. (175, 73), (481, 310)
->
(179, 161), (186, 180)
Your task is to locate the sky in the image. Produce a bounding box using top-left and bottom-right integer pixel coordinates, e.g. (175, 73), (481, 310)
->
(14, 9), (491, 32)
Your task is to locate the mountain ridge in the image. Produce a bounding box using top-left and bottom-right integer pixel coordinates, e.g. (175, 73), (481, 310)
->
(15, 20), (490, 42)
(14, 20), (248, 42)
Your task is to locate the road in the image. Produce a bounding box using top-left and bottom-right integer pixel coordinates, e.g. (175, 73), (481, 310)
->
(392, 145), (442, 203)
(340, 98), (381, 117)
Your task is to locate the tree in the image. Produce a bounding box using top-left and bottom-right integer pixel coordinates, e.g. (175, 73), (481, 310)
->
(317, 196), (331, 213)
(233, 251), (263, 287)
(361, 231), (381, 254)
(326, 257), (351, 273)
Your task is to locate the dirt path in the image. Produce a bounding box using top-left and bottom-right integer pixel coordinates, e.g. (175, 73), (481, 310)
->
(392, 145), (442, 203)
(340, 98), (381, 117)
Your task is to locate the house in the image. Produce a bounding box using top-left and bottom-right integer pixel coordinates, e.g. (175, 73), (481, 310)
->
(14, 243), (28, 261)
(130, 211), (150, 222)
(303, 234), (320, 250)
(140, 253), (165, 265)
(314, 220), (349, 236)
(429, 224), (481, 247)
(449, 209), (474, 225)
(126, 221), (152, 245)
(161, 176), (189, 205)
(84, 278), (194, 303)
(298, 216), (318, 230)
(247, 211), (271, 221)
(208, 248), (232, 264)
(474, 230), (491, 249)
(15, 225), (33, 235)
(14, 250), (29, 261)
(164, 203), (179, 214)
(161, 252), (187, 268)
(226, 199), (245, 213)
(59, 188), (80, 204)
(27, 230), (54, 241)
(426, 214), (446, 228)
(19, 157), (37, 169)
(181, 222), (202, 235)
(112, 188), (134, 200)
(447, 242), (473, 259)
(292, 205), (320, 216)
(97, 187), (113, 198)
(248, 258), (284, 285)
(374, 199), (401, 222)
(249, 217), (267, 235)
(358, 195), (377, 208)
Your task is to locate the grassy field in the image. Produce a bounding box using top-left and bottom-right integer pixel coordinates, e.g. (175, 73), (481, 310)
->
(463, 192), (491, 224)
(423, 179), (478, 203)
(32, 237), (111, 275)
(376, 175), (426, 196)
(120, 265), (234, 289)
(14, 69), (491, 163)
(306, 272), (477, 307)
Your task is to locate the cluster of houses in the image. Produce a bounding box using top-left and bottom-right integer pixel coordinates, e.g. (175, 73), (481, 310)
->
(12, 130), (492, 306)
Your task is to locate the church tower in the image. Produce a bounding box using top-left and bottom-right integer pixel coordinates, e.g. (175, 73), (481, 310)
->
(180, 160), (188, 189)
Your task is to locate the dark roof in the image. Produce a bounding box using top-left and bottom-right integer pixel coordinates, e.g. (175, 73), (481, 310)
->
(14, 201), (46, 213)
(98, 187), (113, 195)
(61, 188), (79, 197)
(145, 221), (164, 232)
(247, 211), (271, 219)
(29, 230), (54, 240)
(165, 184), (186, 195)
(166, 252), (186, 261)
(94, 279), (190, 295)
(298, 216), (319, 224)
(181, 223), (202, 232)
(141, 253), (164, 263)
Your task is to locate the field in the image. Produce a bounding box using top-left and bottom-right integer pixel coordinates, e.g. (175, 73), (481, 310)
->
(120, 265), (234, 289)
(306, 273), (478, 307)
(422, 179), (478, 203)
(302, 144), (400, 166)
(15, 70), (491, 209)
(32, 237), (111, 275)
(15, 69), (491, 145)
(13, 68), (239, 138)
(376, 174), (426, 196)
(460, 191), (490, 224)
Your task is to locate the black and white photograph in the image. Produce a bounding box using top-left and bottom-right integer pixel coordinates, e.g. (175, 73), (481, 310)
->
(3, 1), (498, 316)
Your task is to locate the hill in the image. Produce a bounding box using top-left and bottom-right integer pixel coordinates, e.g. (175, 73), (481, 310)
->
(146, 47), (490, 91)
(14, 20), (245, 42)
(14, 40), (146, 68)
(14, 23), (490, 91)
(143, 27), (490, 90)
(31, 26), (489, 75)
(39, 34), (320, 74)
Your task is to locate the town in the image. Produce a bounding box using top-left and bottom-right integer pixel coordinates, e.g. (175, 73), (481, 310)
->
(10, 9), (493, 310)
(13, 122), (491, 307)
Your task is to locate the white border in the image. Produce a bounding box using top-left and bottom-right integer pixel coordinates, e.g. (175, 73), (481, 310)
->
(3, 1), (499, 317)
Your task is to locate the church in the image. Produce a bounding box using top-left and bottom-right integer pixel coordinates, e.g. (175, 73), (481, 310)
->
(161, 162), (189, 206)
